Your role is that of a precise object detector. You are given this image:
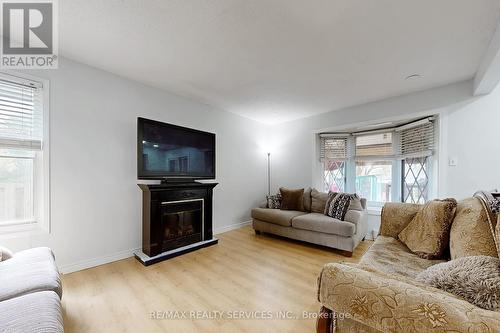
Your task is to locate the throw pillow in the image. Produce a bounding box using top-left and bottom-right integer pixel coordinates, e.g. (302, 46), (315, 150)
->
(303, 187), (312, 212)
(348, 195), (364, 211)
(311, 189), (330, 213)
(324, 192), (354, 221)
(279, 188), (305, 211)
(266, 193), (282, 209)
(380, 202), (422, 238)
(398, 198), (457, 259)
(449, 197), (498, 259)
(0, 247), (13, 261)
(416, 256), (500, 310)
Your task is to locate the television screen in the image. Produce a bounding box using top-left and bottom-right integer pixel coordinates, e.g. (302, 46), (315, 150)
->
(137, 118), (215, 179)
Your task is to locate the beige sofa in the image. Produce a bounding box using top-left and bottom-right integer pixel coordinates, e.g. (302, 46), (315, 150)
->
(252, 188), (368, 256)
(317, 200), (500, 333)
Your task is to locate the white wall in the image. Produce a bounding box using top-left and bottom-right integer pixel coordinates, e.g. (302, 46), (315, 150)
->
(269, 80), (500, 234)
(440, 83), (500, 198)
(270, 80), (473, 192)
(3, 59), (499, 271)
(0, 58), (269, 272)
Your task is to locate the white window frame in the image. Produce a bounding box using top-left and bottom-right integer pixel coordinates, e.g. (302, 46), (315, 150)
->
(0, 71), (50, 234)
(352, 157), (395, 209)
(317, 117), (438, 210)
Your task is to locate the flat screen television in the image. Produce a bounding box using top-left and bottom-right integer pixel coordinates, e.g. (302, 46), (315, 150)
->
(137, 117), (215, 180)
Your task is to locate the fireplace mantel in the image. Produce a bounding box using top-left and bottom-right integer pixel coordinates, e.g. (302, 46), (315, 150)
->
(134, 182), (218, 265)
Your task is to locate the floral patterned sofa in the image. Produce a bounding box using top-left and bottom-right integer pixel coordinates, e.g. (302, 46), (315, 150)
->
(316, 199), (500, 333)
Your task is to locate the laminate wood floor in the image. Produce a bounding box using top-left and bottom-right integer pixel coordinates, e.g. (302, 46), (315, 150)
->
(62, 226), (372, 333)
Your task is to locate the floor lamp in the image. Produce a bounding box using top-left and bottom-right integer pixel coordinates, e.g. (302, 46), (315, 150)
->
(267, 152), (271, 196)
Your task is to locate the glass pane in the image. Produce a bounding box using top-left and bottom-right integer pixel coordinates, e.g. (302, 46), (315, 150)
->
(323, 160), (345, 192)
(403, 157), (429, 204)
(355, 160), (392, 203)
(0, 156), (34, 223)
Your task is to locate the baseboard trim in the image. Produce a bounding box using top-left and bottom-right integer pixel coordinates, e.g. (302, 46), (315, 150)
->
(214, 220), (251, 235)
(59, 247), (141, 274)
(60, 221), (251, 274)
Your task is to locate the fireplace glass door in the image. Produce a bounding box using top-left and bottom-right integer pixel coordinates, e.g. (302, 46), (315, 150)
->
(160, 199), (203, 252)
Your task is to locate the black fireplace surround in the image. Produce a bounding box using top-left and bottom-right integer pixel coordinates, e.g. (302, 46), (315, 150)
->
(136, 182), (218, 265)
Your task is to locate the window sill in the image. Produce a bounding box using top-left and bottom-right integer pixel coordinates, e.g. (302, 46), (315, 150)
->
(0, 221), (46, 237)
(366, 207), (382, 216)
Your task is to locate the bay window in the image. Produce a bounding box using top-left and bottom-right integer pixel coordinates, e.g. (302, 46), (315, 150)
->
(354, 132), (394, 206)
(399, 119), (435, 204)
(0, 73), (47, 228)
(320, 136), (347, 192)
(324, 160), (346, 192)
(355, 160), (392, 204)
(320, 117), (437, 207)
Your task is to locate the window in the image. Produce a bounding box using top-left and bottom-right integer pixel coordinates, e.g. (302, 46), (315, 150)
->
(318, 117), (437, 207)
(0, 73), (45, 226)
(320, 136), (347, 192)
(354, 132), (394, 205)
(356, 160), (392, 203)
(398, 120), (435, 204)
(324, 160), (345, 192)
(179, 156), (188, 172)
(402, 157), (429, 204)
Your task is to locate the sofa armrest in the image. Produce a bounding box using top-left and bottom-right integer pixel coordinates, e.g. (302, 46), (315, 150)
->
(380, 202), (422, 237)
(318, 263), (500, 333)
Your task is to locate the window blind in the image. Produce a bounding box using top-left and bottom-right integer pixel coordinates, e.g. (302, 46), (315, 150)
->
(396, 118), (435, 158)
(319, 136), (348, 161)
(0, 75), (43, 150)
(355, 132), (393, 158)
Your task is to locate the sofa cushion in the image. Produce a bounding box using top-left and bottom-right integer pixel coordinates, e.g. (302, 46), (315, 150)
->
(0, 291), (63, 333)
(449, 197), (498, 259)
(358, 236), (446, 278)
(251, 208), (306, 227)
(303, 187), (312, 212)
(0, 247), (62, 302)
(279, 187), (305, 211)
(344, 209), (363, 225)
(398, 198), (457, 259)
(291, 213), (355, 237)
(311, 189), (329, 213)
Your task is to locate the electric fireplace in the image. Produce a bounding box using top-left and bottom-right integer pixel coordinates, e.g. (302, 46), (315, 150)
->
(135, 182), (218, 265)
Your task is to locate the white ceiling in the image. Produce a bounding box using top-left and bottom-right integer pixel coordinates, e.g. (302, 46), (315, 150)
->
(60, 0), (500, 124)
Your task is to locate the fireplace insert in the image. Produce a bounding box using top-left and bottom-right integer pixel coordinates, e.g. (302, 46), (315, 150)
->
(160, 199), (203, 252)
